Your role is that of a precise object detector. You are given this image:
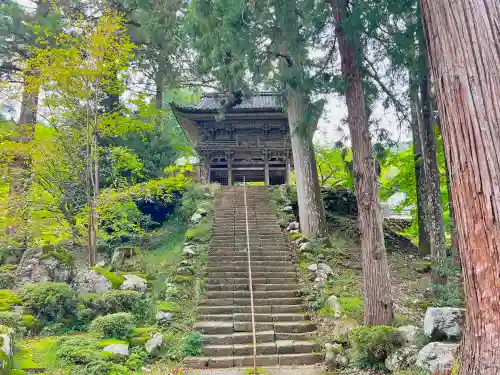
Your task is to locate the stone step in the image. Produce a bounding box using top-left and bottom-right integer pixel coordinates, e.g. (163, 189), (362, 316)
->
(200, 297), (304, 307)
(203, 290), (300, 299)
(207, 271), (296, 279)
(198, 313), (310, 322)
(207, 256), (291, 262)
(193, 321), (315, 335)
(184, 353), (323, 368)
(205, 278), (297, 285)
(205, 283), (299, 292)
(205, 265), (294, 273)
(202, 330), (275, 345)
(198, 304), (307, 315)
(206, 260), (293, 267)
(202, 340), (318, 357)
(208, 251), (289, 257)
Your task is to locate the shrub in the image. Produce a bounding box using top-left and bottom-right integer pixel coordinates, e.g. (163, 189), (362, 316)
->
(19, 282), (77, 323)
(92, 267), (126, 289)
(0, 290), (21, 311)
(89, 312), (135, 339)
(102, 290), (143, 314)
(8, 370), (28, 375)
(0, 311), (21, 327)
(183, 331), (203, 356)
(56, 336), (101, 365)
(289, 233), (304, 241)
(0, 270), (16, 289)
(41, 322), (72, 336)
(349, 325), (400, 369)
(76, 293), (105, 327)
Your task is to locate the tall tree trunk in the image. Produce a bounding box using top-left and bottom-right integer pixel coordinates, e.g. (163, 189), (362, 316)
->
(329, 0), (394, 325)
(409, 79), (431, 256)
(420, 0), (500, 373)
(417, 20), (447, 286)
(155, 68), (164, 129)
(286, 90), (328, 238)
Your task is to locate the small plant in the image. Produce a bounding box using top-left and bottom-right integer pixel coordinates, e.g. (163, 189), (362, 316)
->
(41, 245), (74, 266)
(92, 266), (126, 289)
(183, 331), (203, 356)
(55, 336), (101, 365)
(19, 282), (77, 323)
(157, 301), (181, 313)
(89, 312), (135, 339)
(0, 269), (16, 289)
(349, 325), (400, 369)
(102, 290), (144, 314)
(339, 296), (364, 322)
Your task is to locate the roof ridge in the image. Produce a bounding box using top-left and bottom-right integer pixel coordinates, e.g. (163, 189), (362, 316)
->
(201, 91), (282, 98)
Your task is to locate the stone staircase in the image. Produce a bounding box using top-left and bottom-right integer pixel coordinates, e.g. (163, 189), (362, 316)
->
(184, 187), (322, 369)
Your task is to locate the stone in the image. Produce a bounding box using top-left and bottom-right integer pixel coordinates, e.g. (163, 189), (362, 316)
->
(287, 221), (299, 231)
(196, 207), (208, 217)
(295, 237), (307, 246)
(423, 307), (465, 341)
(102, 343), (129, 356)
(17, 245), (75, 284)
(324, 343), (347, 370)
(183, 246), (196, 257)
(156, 311), (173, 325)
(326, 295), (342, 318)
(307, 264), (318, 272)
(396, 325), (421, 346)
(120, 274), (148, 293)
(145, 333), (163, 355)
(190, 213), (202, 224)
(72, 269), (111, 295)
(289, 229), (300, 234)
(416, 342), (458, 373)
(282, 206), (293, 213)
(0, 326), (14, 368)
(111, 249), (125, 270)
(385, 346), (419, 371)
(299, 242), (314, 252)
(318, 262), (334, 276)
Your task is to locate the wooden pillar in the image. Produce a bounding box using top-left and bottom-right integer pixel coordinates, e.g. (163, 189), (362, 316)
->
(264, 159), (270, 185)
(286, 157), (292, 185)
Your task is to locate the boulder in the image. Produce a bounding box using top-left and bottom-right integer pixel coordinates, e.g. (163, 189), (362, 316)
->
(183, 246), (196, 257)
(110, 248), (125, 270)
(295, 237), (307, 246)
(0, 326), (14, 368)
(145, 333), (163, 355)
(423, 307), (465, 341)
(416, 342), (458, 372)
(287, 221), (300, 231)
(396, 325), (422, 346)
(324, 343), (348, 370)
(156, 311), (173, 325)
(102, 343), (129, 356)
(190, 213), (202, 224)
(72, 269), (111, 295)
(318, 263), (334, 276)
(282, 206), (293, 213)
(385, 346), (419, 371)
(120, 274), (148, 293)
(326, 295), (342, 318)
(195, 207), (208, 217)
(307, 264), (318, 272)
(289, 229), (300, 234)
(17, 245), (75, 284)
(299, 242), (314, 252)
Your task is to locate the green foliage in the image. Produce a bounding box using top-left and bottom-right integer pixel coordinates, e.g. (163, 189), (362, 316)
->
(89, 313), (135, 339)
(185, 221), (211, 242)
(0, 270), (16, 289)
(92, 267), (125, 289)
(0, 311), (20, 328)
(101, 290), (145, 315)
(8, 370), (27, 375)
(182, 331), (203, 356)
(55, 336), (101, 365)
(349, 325), (400, 369)
(339, 297), (364, 322)
(157, 301), (181, 313)
(290, 233), (305, 241)
(0, 290), (21, 311)
(40, 245), (74, 266)
(315, 145), (354, 188)
(19, 282), (76, 323)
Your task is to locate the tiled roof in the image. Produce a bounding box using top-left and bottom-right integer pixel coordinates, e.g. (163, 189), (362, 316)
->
(173, 92), (284, 112)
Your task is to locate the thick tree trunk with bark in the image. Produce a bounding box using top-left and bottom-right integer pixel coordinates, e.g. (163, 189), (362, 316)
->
(409, 82), (431, 256)
(420, 0), (500, 373)
(330, 0), (394, 325)
(286, 91), (328, 238)
(417, 27), (447, 286)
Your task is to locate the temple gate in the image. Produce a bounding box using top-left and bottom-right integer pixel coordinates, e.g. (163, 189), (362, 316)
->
(171, 92), (293, 185)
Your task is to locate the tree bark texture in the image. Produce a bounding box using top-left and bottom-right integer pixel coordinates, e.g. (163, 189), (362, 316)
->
(417, 26), (448, 285)
(420, 0), (500, 373)
(409, 81), (431, 256)
(330, 0), (394, 325)
(286, 91), (328, 238)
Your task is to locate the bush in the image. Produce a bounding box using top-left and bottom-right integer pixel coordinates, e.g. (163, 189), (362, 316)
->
(0, 311), (21, 328)
(156, 301), (180, 313)
(183, 331), (203, 356)
(89, 312), (135, 339)
(0, 270), (16, 289)
(349, 325), (400, 369)
(19, 283), (76, 323)
(92, 267), (125, 289)
(0, 290), (21, 311)
(56, 336), (101, 365)
(102, 290), (143, 314)
(75, 293), (105, 328)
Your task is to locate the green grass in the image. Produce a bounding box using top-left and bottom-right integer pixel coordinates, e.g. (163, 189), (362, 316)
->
(12, 337), (58, 371)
